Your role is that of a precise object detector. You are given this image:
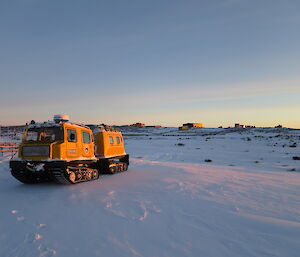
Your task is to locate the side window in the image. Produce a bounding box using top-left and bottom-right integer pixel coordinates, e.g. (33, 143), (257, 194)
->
(67, 129), (77, 142)
(109, 136), (114, 144)
(82, 131), (91, 144)
(116, 137), (120, 144)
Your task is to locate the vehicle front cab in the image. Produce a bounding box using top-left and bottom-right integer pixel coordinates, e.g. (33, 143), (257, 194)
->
(19, 122), (95, 161)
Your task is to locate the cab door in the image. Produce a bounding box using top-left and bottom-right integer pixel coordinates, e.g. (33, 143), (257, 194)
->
(66, 128), (79, 159)
(81, 130), (93, 158)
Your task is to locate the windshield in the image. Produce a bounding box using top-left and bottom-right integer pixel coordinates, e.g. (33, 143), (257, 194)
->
(25, 127), (63, 142)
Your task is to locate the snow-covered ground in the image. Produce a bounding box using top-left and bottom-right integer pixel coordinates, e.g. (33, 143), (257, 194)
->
(0, 128), (300, 257)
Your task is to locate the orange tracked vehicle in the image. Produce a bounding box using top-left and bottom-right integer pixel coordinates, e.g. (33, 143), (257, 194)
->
(9, 115), (129, 184)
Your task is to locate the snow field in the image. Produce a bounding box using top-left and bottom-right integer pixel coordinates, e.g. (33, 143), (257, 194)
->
(0, 128), (300, 257)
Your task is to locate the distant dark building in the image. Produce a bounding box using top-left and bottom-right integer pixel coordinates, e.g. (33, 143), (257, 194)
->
(235, 123), (244, 128)
(130, 123), (145, 128)
(178, 126), (189, 130)
(0, 125), (25, 133)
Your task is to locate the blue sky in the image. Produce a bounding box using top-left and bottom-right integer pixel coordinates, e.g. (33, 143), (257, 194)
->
(0, 0), (300, 127)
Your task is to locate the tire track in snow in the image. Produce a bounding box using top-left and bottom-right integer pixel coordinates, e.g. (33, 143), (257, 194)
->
(7, 209), (57, 257)
(99, 190), (161, 221)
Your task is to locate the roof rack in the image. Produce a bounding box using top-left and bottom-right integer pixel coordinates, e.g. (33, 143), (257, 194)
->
(98, 124), (119, 132)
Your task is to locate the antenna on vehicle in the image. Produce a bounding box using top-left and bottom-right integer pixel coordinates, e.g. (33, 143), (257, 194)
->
(53, 114), (70, 123)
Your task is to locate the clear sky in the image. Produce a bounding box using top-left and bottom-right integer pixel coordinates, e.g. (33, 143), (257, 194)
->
(1, 0), (300, 128)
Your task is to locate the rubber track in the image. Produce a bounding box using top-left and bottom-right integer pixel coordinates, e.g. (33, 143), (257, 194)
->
(11, 169), (38, 184)
(51, 168), (72, 184)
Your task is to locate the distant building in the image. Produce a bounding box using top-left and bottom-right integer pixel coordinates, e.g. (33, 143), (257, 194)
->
(182, 123), (203, 128)
(179, 126), (189, 130)
(0, 125), (25, 133)
(145, 125), (162, 128)
(235, 123), (244, 128)
(130, 123), (145, 128)
(275, 124), (283, 128)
